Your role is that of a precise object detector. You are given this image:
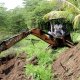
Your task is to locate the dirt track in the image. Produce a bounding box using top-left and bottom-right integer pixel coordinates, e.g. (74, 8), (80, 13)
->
(53, 43), (80, 80)
(0, 53), (29, 80)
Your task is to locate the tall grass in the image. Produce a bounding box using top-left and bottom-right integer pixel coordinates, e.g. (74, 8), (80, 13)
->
(17, 35), (67, 80)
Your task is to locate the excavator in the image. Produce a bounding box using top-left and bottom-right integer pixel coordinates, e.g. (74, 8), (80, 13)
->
(0, 25), (74, 53)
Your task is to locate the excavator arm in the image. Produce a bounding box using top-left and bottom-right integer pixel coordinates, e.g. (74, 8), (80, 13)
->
(0, 30), (30, 52)
(0, 28), (74, 53)
(31, 28), (56, 45)
(0, 28), (57, 53)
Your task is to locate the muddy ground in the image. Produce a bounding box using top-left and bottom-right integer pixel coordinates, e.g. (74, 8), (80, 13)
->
(0, 53), (29, 80)
(53, 43), (80, 80)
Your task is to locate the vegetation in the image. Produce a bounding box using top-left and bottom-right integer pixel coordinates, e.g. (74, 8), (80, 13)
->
(0, 0), (80, 80)
(43, 0), (80, 30)
(1, 0), (80, 32)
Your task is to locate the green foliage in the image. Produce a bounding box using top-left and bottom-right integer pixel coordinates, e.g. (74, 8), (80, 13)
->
(43, 0), (80, 30)
(0, 6), (8, 27)
(32, 1), (55, 28)
(25, 64), (51, 80)
(1, 0), (80, 32)
(73, 14), (80, 29)
(23, 0), (55, 29)
(10, 13), (27, 33)
(23, 0), (43, 28)
(63, 1), (80, 30)
(71, 32), (80, 42)
(17, 35), (67, 80)
(62, 1), (80, 14)
(67, 0), (80, 8)
(23, 0), (41, 11)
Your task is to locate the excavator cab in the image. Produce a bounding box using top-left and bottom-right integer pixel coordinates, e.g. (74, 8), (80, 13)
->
(48, 19), (65, 38)
(46, 18), (74, 47)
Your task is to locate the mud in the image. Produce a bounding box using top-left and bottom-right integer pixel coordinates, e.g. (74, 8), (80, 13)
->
(0, 53), (29, 80)
(53, 43), (80, 80)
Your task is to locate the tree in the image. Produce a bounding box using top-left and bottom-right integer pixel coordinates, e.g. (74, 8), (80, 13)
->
(10, 13), (27, 33)
(43, 0), (80, 30)
(0, 3), (8, 28)
(23, 0), (56, 29)
(3, 7), (28, 33)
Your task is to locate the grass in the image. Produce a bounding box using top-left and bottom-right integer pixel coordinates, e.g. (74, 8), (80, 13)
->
(16, 35), (67, 80)
(25, 64), (52, 80)
(0, 31), (80, 80)
(71, 32), (80, 42)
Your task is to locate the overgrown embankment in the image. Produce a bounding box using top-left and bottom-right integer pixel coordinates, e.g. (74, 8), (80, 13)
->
(53, 42), (80, 80)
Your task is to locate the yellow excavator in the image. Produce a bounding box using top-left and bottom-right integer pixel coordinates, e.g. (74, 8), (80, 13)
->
(0, 26), (74, 53)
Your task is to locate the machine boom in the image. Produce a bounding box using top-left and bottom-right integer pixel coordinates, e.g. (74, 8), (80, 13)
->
(0, 28), (74, 53)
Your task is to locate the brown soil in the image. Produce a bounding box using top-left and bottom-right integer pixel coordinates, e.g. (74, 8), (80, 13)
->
(0, 53), (29, 80)
(52, 43), (80, 80)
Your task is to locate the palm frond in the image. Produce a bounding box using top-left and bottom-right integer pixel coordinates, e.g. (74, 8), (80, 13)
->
(73, 14), (80, 29)
(49, 0), (80, 14)
(63, 1), (80, 14)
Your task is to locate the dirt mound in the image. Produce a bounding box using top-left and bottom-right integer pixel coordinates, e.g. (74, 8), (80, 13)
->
(53, 43), (80, 80)
(0, 53), (29, 80)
